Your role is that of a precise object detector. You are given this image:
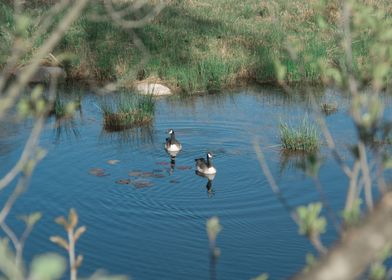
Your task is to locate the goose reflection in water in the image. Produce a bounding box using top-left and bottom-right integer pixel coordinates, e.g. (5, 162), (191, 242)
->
(195, 171), (216, 197)
(166, 150), (180, 175)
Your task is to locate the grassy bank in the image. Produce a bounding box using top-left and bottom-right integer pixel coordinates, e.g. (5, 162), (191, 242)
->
(1, 0), (392, 93)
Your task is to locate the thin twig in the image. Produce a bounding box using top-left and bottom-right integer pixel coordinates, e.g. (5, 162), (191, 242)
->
(344, 160), (360, 211)
(358, 142), (374, 211)
(103, 0), (165, 29)
(0, 0), (89, 120)
(253, 139), (298, 223)
(293, 192), (392, 280)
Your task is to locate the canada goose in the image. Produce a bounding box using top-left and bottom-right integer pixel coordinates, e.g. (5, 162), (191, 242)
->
(195, 152), (216, 175)
(165, 129), (182, 153)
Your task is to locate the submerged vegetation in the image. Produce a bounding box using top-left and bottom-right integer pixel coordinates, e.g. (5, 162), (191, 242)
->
(99, 93), (155, 131)
(280, 119), (320, 152)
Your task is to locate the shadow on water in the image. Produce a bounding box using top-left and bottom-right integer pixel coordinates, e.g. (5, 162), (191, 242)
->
(278, 150), (310, 176)
(52, 118), (80, 142)
(99, 125), (154, 146)
(49, 89), (84, 143)
(50, 104), (83, 143)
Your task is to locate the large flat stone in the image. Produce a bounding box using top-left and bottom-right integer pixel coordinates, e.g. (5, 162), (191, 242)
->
(135, 82), (172, 96)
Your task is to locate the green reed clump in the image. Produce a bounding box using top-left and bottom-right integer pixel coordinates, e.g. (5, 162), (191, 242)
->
(280, 119), (319, 152)
(99, 93), (155, 131)
(49, 95), (81, 119)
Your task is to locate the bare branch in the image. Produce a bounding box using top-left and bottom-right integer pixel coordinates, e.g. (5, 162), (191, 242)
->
(344, 160), (360, 211)
(293, 192), (392, 280)
(0, 223), (19, 254)
(0, 114), (46, 191)
(103, 0), (165, 29)
(358, 142), (373, 211)
(0, 0), (89, 119)
(253, 139), (298, 223)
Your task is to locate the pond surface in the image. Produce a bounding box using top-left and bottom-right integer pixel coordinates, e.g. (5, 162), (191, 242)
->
(0, 85), (391, 280)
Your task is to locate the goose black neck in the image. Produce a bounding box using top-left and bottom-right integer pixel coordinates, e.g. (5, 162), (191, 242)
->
(170, 132), (176, 141)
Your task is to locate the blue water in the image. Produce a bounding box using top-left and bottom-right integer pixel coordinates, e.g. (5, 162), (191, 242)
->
(0, 86), (390, 279)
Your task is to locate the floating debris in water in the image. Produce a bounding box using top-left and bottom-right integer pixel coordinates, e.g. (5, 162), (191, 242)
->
(132, 180), (154, 188)
(141, 172), (155, 178)
(151, 173), (165, 178)
(176, 165), (192, 170)
(107, 159), (120, 165)
(129, 170), (165, 178)
(153, 169), (163, 173)
(169, 179), (180, 184)
(156, 161), (169, 166)
(128, 171), (143, 177)
(89, 168), (109, 177)
(115, 179), (131, 185)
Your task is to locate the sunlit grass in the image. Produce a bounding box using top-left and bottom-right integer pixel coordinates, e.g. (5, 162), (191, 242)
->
(2, 0), (392, 92)
(280, 118), (320, 152)
(99, 93), (155, 131)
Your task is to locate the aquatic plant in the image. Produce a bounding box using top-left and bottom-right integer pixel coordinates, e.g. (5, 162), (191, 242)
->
(279, 118), (320, 152)
(99, 93), (155, 131)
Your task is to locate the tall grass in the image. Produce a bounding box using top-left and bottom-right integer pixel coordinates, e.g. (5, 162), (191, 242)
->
(99, 93), (155, 131)
(280, 118), (320, 152)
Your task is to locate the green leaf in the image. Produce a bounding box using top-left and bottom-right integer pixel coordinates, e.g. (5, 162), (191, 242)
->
(19, 212), (42, 227)
(325, 67), (342, 85)
(317, 16), (327, 29)
(17, 99), (31, 118)
(29, 253), (66, 280)
(0, 239), (23, 279)
(373, 63), (389, 85)
(31, 85), (44, 101)
(303, 253), (317, 273)
(296, 202), (326, 236)
(342, 199), (362, 225)
(15, 14), (31, 37)
(370, 262), (386, 280)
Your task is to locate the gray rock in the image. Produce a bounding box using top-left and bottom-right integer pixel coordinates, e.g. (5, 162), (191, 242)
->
(135, 82), (172, 96)
(15, 66), (66, 83)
